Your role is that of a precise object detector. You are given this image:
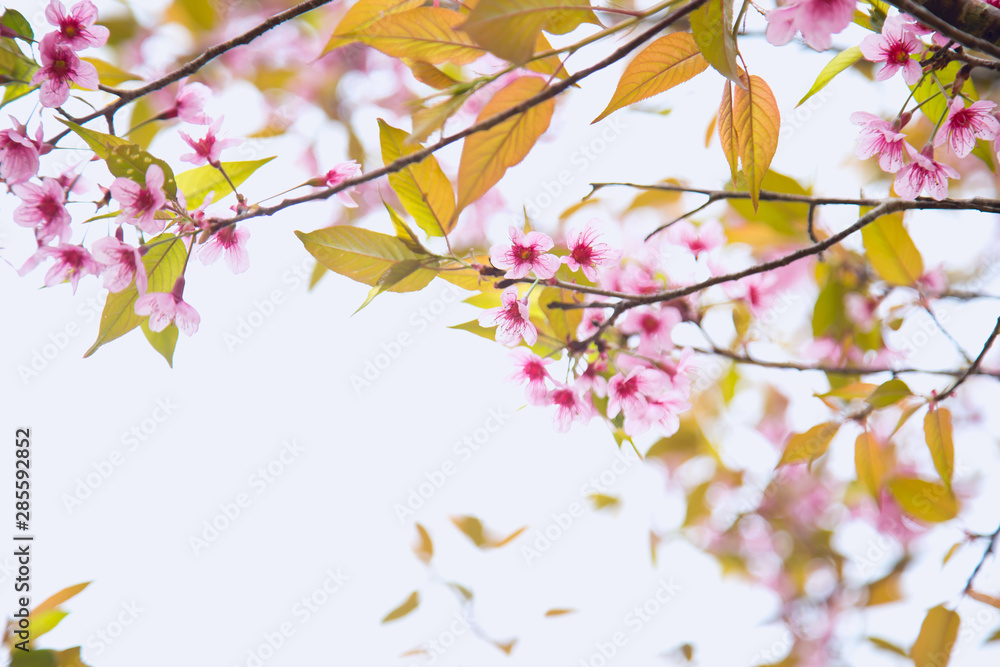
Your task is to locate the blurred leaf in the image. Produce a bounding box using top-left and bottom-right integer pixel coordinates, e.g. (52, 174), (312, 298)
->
(683, 480), (712, 527)
(385, 201), (430, 254)
(865, 569), (902, 606)
(175, 158), (275, 208)
(31, 582), (90, 617)
(540, 286), (583, 345)
(82, 58), (141, 86)
(544, 608), (576, 617)
(862, 210), (923, 286)
(888, 478), (958, 522)
(448, 582), (474, 600)
(450, 515), (525, 548)
(777, 422), (840, 467)
(462, 0), (599, 65)
(322, 0), (425, 53)
(381, 591), (420, 623)
(690, 0), (740, 85)
(867, 379), (912, 408)
(353, 8), (484, 65)
(910, 605), (960, 667)
(26, 611), (68, 640)
(924, 406), (955, 490)
(589, 493), (620, 511)
(868, 637), (909, 657)
(718, 81), (738, 183)
(413, 522), (434, 564)
(943, 541), (963, 565)
(797, 46), (863, 107)
(855, 431), (885, 500)
(494, 639), (517, 655)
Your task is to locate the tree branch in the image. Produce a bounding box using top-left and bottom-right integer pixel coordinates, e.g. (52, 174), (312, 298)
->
(887, 0), (1000, 60)
(933, 315), (1000, 402)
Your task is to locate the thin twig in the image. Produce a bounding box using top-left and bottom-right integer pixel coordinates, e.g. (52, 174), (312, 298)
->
(933, 315), (1000, 402)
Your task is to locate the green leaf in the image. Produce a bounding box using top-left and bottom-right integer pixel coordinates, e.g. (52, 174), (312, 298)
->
(2, 9), (32, 41)
(378, 119), (456, 237)
(58, 119), (177, 198)
(354, 259), (434, 313)
(385, 201), (430, 255)
(912, 61), (975, 128)
(295, 226), (436, 292)
(690, 0), (741, 86)
(84, 235), (188, 358)
(797, 46), (863, 107)
(382, 591), (420, 623)
(174, 158), (275, 208)
(924, 406), (955, 490)
(861, 211), (923, 286)
(27, 610), (68, 640)
(867, 379), (912, 408)
(910, 605), (960, 667)
(141, 320), (179, 367)
(888, 478), (958, 522)
(0, 36), (38, 108)
(540, 286), (583, 345)
(777, 422), (840, 467)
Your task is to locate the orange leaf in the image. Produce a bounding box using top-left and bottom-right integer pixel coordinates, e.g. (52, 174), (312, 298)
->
(355, 8), (484, 65)
(718, 81), (738, 183)
(732, 74), (779, 211)
(322, 0), (425, 53)
(924, 406), (955, 490)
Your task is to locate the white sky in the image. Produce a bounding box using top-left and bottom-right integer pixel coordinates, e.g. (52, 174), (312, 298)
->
(3, 2), (1000, 667)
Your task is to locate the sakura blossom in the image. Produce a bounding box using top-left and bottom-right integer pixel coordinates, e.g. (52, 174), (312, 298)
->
(619, 305), (681, 355)
(546, 385), (593, 433)
(45, 0), (109, 50)
(562, 221), (620, 281)
(850, 112), (910, 173)
(576, 359), (608, 397)
(507, 348), (553, 405)
(30, 33), (99, 108)
(894, 144), (959, 201)
(724, 271), (783, 316)
(11, 178), (71, 244)
(478, 286), (537, 346)
(934, 98), (999, 158)
(17, 243), (100, 293)
(315, 160), (362, 207)
(860, 15), (924, 85)
(607, 367), (668, 436)
(92, 233), (146, 294)
(490, 226), (560, 280)
(134, 276), (201, 336)
(166, 80), (213, 125)
(667, 220), (725, 257)
(765, 0), (855, 51)
(179, 117), (242, 166)
(646, 390), (691, 437)
(0, 118), (49, 185)
(199, 225), (250, 274)
(110, 164), (168, 234)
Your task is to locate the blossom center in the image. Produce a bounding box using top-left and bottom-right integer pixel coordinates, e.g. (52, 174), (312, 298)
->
(514, 244), (537, 263)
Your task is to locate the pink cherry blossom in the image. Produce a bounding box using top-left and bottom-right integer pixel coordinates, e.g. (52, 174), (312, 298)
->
(11, 178), (72, 244)
(199, 225), (250, 273)
(850, 112), (910, 173)
(0, 117), (50, 185)
(110, 164), (168, 234)
(620, 306), (681, 355)
(765, 0), (855, 51)
(917, 266), (947, 294)
(608, 367), (667, 436)
(547, 385), (593, 433)
(92, 232), (146, 294)
(844, 294), (878, 331)
(576, 359), (608, 397)
(179, 117), (241, 166)
(45, 0), (109, 50)
(658, 348), (696, 394)
(894, 144), (959, 200)
(30, 33), (99, 108)
(166, 80), (213, 125)
(478, 286), (537, 346)
(134, 276), (200, 336)
(646, 390), (691, 437)
(934, 97), (1000, 158)
(860, 15), (924, 86)
(316, 160), (362, 207)
(17, 243), (100, 293)
(667, 220), (725, 257)
(725, 271), (783, 316)
(490, 226), (560, 280)
(507, 348), (553, 405)
(562, 221), (620, 281)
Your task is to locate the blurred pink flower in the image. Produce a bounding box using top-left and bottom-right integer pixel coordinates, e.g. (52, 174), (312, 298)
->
(30, 33), (99, 107)
(507, 348), (553, 405)
(547, 385), (593, 433)
(620, 305), (681, 355)
(668, 220), (725, 257)
(18, 243), (100, 293)
(167, 80), (213, 125)
(317, 160), (362, 207)
(765, 0), (854, 51)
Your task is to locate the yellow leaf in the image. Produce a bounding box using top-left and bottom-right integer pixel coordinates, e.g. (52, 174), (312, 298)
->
(910, 605), (960, 667)
(865, 569), (903, 606)
(924, 406), (955, 490)
(31, 582), (90, 617)
(588, 493), (620, 511)
(462, 0), (599, 65)
(455, 76), (554, 213)
(690, 0), (741, 85)
(544, 608), (576, 616)
(413, 523), (433, 564)
(354, 8), (484, 65)
(450, 515), (525, 548)
(381, 591), (420, 623)
(943, 541), (963, 565)
(494, 639), (517, 655)
(855, 432), (885, 500)
(526, 32), (570, 80)
(379, 119), (456, 236)
(888, 478), (958, 522)
(777, 422), (840, 467)
(82, 57), (141, 86)
(718, 81), (738, 183)
(411, 92), (471, 143)
(733, 74), (780, 211)
(593, 32), (708, 123)
(861, 210), (924, 286)
(406, 60), (461, 90)
(322, 0), (424, 53)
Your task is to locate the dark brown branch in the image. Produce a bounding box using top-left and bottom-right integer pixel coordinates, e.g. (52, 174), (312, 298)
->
(964, 521), (1000, 594)
(887, 0), (1000, 59)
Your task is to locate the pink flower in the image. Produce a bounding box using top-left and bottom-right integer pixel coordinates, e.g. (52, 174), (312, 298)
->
(92, 232), (146, 294)
(562, 221), (620, 281)
(17, 243), (100, 293)
(111, 164), (167, 234)
(620, 306), (681, 355)
(725, 271), (782, 315)
(507, 348), (553, 405)
(844, 293), (878, 331)
(317, 160), (362, 207)
(478, 286), (537, 346)
(490, 226), (560, 280)
(917, 265), (947, 294)
(167, 80), (213, 125)
(607, 367), (667, 436)
(11, 178), (72, 244)
(199, 225), (250, 273)
(646, 391), (691, 437)
(30, 33), (99, 107)
(860, 15), (924, 85)
(547, 385), (593, 433)
(934, 97), (1000, 158)
(894, 144), (959, 200)
(576, 360), (608, 397)
(0, 117), (49, 185)
(134, 276), (200, 336)
(765, 0), (855, 51)
(667, 220), (725, 257)
(850, 112), (910, 173)
(45, 0), (109, 50)
(179, 117), (241, 166)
